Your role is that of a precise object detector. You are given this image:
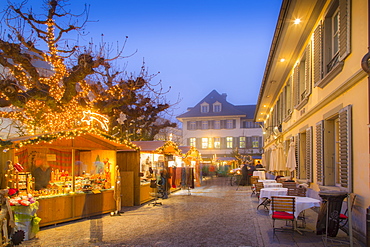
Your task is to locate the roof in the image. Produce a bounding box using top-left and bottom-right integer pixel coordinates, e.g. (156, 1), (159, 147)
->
(132, 140), (181, 155)
(177, 90), (256, 119)
(0, 127), (138, 151)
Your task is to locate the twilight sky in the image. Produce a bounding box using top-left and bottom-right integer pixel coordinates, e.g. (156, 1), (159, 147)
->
(1, 0), (282, 120)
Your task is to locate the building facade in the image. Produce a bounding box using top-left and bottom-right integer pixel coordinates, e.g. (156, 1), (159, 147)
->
(254, 0), (368, 243)
(177, 90), (263, 161)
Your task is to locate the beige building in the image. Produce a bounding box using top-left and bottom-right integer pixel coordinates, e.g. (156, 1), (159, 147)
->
(254, 0), (369, 244)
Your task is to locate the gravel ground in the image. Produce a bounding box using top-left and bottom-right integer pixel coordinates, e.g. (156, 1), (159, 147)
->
(18, 177), (359, 247)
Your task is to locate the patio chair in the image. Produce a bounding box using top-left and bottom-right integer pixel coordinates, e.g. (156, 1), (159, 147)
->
(271, 196), (296, 233)
(250, 176), (260, 197)
(255, 182), (264, 199)
(282, 181), (298, 189)
(287, 187), (307, 197)
(339, 193), (356, 234)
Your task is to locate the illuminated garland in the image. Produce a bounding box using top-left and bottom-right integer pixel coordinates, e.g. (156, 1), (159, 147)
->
(155, 141), (182, 155)
(0, 127), (139, 151)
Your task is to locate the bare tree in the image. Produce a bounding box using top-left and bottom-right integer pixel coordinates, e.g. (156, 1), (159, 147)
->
(0, 0), (178, 138)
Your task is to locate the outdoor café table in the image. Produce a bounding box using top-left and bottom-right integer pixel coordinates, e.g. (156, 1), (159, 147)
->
(258, 179), (276, 183)
(263, 182), (283, 188)
(257, 188), (288, 210)
(253, 171), (266, 180)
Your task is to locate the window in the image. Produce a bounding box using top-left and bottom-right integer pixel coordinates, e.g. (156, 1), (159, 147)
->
(226, 137), (233, 149)
(213, 102), (221, 112)
(202, 121), (208, 129)
(314, 0), (350, 88)
(189, 138), (196, 147)
(201, 102), (209, 113)
(294, 45), (311, 110)
(208, 137), (213, 149)
(189, 121), (196, 130)
(214, 137), (220, 148)
(252, 137), (259, 148)
(295, 127), (313, 181)
(316, 105), (352, 192)
(214, 120), (220, 129)
(201, 138), (208, 149)
(283, 79), (292, 119)
(239, 137), (246, 149)
(226, 120), (233, 129)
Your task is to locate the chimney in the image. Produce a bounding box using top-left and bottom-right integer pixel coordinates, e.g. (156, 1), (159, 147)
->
(222, 93), (227, 99)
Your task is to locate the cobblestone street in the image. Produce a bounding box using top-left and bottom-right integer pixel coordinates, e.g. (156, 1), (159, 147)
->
(19, 177), (355, 247)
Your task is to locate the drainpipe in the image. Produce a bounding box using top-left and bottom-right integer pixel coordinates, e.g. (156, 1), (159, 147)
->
(361, 1), (370, 246)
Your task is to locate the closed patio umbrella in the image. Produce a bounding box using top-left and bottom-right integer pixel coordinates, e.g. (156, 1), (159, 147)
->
(286, 141), (296, 172)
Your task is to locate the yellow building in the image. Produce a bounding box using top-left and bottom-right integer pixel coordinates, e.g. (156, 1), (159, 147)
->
(254, 0), (368, 243)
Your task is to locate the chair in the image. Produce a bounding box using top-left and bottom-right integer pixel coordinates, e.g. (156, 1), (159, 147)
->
(287, 187), (307, 197)
(282, 182), (298, 188)
(271, 196), (296, 233)
(339, 193), (356, 233)
(250, 176), (260, 197)
(255, 182), (264, 199)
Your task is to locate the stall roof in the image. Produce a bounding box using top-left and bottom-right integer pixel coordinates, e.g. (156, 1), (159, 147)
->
(132, 140), (181, 155)
(216, 157), (237, 161)
(0, 127), (138, 151)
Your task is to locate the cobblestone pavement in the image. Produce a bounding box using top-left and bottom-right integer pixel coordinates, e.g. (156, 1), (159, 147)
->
(19, 177), (357, 247)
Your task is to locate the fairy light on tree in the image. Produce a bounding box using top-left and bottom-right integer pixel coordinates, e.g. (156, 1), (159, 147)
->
(0, 0), (177, 140)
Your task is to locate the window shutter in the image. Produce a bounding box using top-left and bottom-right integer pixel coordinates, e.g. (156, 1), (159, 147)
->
(293, 65), (299, 107)
(233, 120), (236, 128)
(233, 137), (238, 149)
(295, 134), (300, 179)
(187, 121), (190, 130)
(209, 120), (213, 129)
(305, 43), (312, 96)
(246, 137), (252, 149)
(259, 136), (263, 148)
(313, 23), (322, 84)
(316, 120), (324, 185)
(220, 137), (226, 149)
(221, 120), (225, 129)
(306, 127), (313, 182)
(338, 105), (352, 192)
(196, 121), (201, 130)
(339, 0), (350, 60)
(195, 138), (201, 149)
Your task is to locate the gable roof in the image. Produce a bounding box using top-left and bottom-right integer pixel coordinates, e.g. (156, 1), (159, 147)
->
(176, 90), (256, 119)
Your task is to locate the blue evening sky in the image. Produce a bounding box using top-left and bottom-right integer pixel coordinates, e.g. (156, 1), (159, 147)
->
(1, 0), (282, 120)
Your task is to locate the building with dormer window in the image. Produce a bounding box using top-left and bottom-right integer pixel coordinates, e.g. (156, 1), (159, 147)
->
(177, 90), (263, 160)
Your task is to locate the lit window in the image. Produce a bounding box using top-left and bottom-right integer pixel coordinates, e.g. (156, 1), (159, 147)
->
(239, 137), (246, 148)
(252, 136), (259, 148)
(208, 137), (213, 148)
(214, 137), (220, 148)
(226, 137), (233, 148)
(190, 138), (196, 147)
(202, 138), (208, 149)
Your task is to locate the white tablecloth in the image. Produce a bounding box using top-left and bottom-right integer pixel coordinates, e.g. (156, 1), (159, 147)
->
(253, 171), (266, 180)
(292, 196), (321, 218)
(263, 183), (283, 188)
(259, 188), (288, 203)
(258, 179), (276, 183)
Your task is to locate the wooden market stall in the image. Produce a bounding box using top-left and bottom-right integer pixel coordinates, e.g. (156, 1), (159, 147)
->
(131, 141), (182, 204)
(0, 128), (139, 227)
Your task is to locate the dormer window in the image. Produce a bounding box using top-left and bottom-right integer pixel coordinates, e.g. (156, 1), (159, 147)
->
(201, 102), (209, 113)
(213, 102), (221, 112)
